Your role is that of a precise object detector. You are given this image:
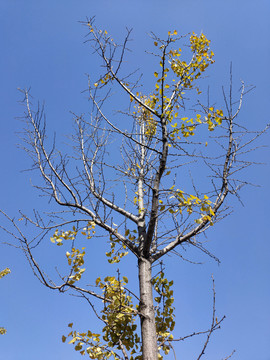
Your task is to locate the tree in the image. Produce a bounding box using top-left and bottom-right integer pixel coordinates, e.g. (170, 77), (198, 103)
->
(1, 19), (267, 359)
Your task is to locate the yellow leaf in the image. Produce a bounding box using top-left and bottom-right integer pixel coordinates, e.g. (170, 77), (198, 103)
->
(68, 338), (77, 344)
(164, 347), (170, 355)
(125, 229), (130, 236)
(0, 328), (7, 335)
(215, 117), (222, 125)
(0, 268), (11, 279)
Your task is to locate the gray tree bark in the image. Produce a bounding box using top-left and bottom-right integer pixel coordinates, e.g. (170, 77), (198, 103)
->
(138, 258), (158, 360)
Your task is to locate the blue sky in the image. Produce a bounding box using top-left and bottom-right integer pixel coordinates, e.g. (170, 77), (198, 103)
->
(0, 1), (270, 359)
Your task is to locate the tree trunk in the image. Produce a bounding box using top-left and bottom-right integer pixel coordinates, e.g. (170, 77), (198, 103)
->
(138, 257), (158, 360)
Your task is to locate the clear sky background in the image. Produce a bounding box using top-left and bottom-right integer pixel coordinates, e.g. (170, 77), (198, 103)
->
(0, 1), (270, 359)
